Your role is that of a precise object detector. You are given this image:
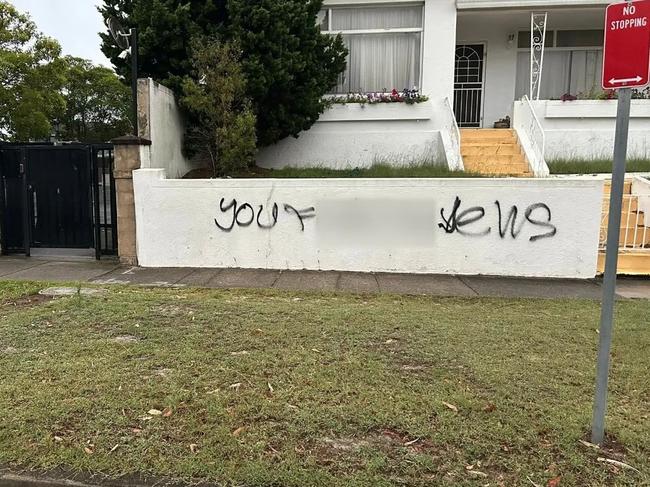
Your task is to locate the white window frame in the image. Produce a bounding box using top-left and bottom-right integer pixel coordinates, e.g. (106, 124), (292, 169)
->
(322, 3), (425, 94)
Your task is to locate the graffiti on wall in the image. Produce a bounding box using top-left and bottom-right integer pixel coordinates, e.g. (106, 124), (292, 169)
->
(438, 197), (557, 241)
(214, 198), (315, 232)
(214, 196), (558, 241)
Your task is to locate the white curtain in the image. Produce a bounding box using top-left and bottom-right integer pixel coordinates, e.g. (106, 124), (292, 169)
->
(331, 6), (422, 30)
(335, 33), (421, 93)
(516, 49), (603, 99)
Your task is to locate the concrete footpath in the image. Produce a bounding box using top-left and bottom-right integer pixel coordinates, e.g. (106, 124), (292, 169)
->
(0, 256), (649, 299)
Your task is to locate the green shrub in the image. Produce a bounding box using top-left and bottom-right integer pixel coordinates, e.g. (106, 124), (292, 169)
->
(180, 39), (257, 177)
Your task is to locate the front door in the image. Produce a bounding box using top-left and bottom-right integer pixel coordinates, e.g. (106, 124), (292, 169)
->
(454, 44), (486, 128)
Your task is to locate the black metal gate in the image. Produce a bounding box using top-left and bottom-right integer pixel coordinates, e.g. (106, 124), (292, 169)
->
(0, 144), (117, 259)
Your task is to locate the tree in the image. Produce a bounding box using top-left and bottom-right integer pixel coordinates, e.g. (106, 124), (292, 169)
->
(58, 57), (131, 143)
(0, 1), (66, 141)
(99, 0), (347, 146)
(180, 39), (256, 177)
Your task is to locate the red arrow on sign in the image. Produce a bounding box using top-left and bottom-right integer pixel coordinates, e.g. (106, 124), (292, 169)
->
(602, 0), (650, 90)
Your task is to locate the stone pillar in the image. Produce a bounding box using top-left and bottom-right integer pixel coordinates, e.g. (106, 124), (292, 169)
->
(111, 135), (151, 266)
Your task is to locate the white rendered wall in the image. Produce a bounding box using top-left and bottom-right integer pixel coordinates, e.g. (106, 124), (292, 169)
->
(133, 169), (603, 278)
(456, 7), (606, 128)
(256, 0), (457, 170)
(518, 100), (650, 160)
(137, 78), (194, 178)
(256, 102), (446, 169)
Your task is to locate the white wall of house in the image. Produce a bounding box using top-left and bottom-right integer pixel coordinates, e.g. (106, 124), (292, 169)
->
(137, 78), (194, 178)
(456, 7), (607, 128)
(256, 0), (458, 170)
(517, 100), (650, 160)
(133, 168), (603, 278)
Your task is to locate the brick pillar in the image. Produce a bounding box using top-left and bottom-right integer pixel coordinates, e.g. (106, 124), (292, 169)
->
(111, 135), (151, 265)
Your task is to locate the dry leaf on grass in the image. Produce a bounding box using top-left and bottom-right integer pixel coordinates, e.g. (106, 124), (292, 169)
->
(467, 470), (488, 477)
(162, 407), (173, 417)
(232, 427), (245, 437)
(547, 476), (561, 487)
(578, 439), (599, 450)
(442, 401), (458, 412)
(597, 457), (640, 473)
(189, 443), (198, 453)
(148, 409), (162, 416)
(83, 447), (93, 455)
(483, 402), (497, 412)
(526, 476), (542, 487)
(53, 436), (63, 442)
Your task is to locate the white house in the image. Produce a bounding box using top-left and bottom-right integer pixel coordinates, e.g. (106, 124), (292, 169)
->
(257, 0), (650, 174)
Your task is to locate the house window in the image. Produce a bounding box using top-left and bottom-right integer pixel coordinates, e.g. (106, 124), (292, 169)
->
(515, 29), (604, 99)
(320, 5), (424, 93)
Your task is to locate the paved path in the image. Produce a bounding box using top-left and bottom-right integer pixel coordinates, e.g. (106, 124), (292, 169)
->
(0, 256), (649, 299)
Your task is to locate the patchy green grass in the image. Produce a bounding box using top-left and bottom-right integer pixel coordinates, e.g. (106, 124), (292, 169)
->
(549, 159), (650, 175)
(253, 163), (477, 179)
(0, 280), (47, 302)
(185, 163), (481, 179)
(0, 283), (648, 486)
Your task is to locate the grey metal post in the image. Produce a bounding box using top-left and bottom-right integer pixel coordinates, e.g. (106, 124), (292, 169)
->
(130, 28), (139, 137)
(591, 87), (632, 445)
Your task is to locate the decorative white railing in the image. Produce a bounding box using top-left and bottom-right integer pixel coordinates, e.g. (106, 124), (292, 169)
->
(600, 194), (650, 251)
(515, 95), (548, 177)
(442, 97), (464, 171)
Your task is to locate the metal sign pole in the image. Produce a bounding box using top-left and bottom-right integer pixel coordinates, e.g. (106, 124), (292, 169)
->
(591, 87), (632, 445)
(131, 28), (139, 137)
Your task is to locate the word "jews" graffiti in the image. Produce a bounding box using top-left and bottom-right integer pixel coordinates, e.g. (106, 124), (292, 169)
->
(214, 198), (316, 232)
(438, 197), (557, 241)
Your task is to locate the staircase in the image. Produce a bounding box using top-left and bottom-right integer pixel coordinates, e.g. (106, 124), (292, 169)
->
(598, 180), (650, 275)
(460, 129), (532, 177)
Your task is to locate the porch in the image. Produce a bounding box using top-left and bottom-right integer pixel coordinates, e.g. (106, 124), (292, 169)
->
(455, 3), (608, 129)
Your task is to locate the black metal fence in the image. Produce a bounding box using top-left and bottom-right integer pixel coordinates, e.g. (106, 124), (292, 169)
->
(91, 145), (118, 258)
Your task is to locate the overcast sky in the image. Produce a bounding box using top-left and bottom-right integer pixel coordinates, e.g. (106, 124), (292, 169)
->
(10, 0), (112, 67)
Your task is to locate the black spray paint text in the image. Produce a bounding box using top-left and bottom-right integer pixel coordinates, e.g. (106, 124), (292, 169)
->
(215, 196), (558, 242)
(214, 198), (315, 232)
(438, 197), (557, 241)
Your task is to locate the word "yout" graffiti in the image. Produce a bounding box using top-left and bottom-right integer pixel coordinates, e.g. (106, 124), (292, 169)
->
(214, 198), (316, 232)
(439, 197), (557, 241)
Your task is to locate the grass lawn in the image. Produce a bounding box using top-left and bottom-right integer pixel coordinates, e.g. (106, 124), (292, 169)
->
(548, 159), (650, 175)
(0, 282), (648, 486)
(185, 163), (479, 179)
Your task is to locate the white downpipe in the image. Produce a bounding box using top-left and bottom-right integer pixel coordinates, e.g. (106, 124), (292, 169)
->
(514, 96), (549, 177)
(442, 97), (465, 171)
